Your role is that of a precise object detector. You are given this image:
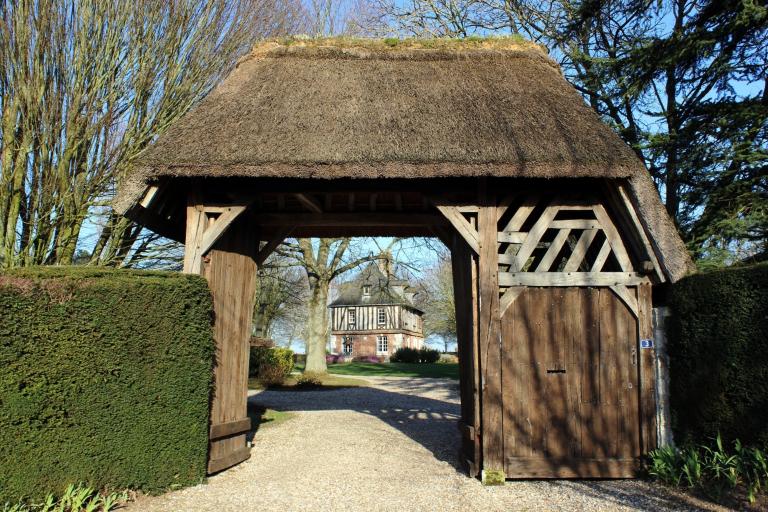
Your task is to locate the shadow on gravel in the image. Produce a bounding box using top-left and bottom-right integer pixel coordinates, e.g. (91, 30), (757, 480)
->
(545, 480), (710, 512)
(248, 383), (463, 471)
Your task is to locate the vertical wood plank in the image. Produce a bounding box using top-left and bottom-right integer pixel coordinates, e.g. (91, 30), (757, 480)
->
(205, 216), (258, 474)
(637, 283), (658, 453)
(478, 187), (503, 481)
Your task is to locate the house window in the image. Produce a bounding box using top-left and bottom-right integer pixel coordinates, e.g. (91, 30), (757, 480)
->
(376, 335), (388, 354)
(362, 285), (371, 297)
(342, 336), (354, 355)
(377, 308), (386, 325)
(347, 308), (356, 329)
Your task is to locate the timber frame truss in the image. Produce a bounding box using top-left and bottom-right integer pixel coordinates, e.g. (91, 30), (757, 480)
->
(431, 182), (665, 319)
(135, 177), (664, 479)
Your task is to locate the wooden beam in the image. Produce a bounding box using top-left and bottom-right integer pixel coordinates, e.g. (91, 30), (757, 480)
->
(499, 286), (524, 316)
(497, 231), (526, 244)
(608, 285), (639, 318)
(256, 213), (447, 228)
(504, 457), (639, 478)
(434, 205), (480, 254)
(615, 184), (665, 282)
(535, 228), (571, 272)
(210, 418), (251, 441)
(496, 193), (519, 221)
(255, 228), (294, 266)
(563, 229), (598, 272)
(430, 225), (454, 248)
(638, 283), (658, 454)
(451, 235), (480, 477)
(550, 219), (601, 230)
(593, 204), (633, 271)
(498, 271), (648, 287)
(183, 192), (206, 274)
(477, 187), (504, 481)
(140, 185), (160, 208)
(502, 195), (538, 232)
(514, 203), (559, 271)
(199, 204), (251, 256)
(591, 239), (612, 272)
(294, 193), (323, 213)
(208, 446), (251, 474)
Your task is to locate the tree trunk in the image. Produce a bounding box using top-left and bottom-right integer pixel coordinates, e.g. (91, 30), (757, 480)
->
(304, 275), (330, 373)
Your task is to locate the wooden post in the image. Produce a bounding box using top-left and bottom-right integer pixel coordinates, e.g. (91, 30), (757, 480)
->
(183, 192), (259, 474)
(637, 283), (658, 453)
(183, 192), (206, 274)
(451, 232), (480, 477)
(477, 186), (504, 484)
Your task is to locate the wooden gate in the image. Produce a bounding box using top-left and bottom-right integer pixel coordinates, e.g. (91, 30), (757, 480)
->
(441, 185), (660, 481)
(502, 287), (641, 477)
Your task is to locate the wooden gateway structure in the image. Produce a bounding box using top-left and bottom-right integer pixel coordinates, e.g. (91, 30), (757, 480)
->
(114, 39), (694, 481)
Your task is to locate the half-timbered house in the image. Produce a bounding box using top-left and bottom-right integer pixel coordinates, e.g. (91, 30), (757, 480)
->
(329, 262), (424, 359)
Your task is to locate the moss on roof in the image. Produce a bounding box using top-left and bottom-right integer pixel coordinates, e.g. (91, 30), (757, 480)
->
(253, 35), (543, 53)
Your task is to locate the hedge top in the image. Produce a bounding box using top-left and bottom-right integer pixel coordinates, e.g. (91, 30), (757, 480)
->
(115, 36), (693, 282)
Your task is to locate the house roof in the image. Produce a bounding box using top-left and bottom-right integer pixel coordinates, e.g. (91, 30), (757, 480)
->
(329, 263), (421, 311)
(114, 37), (694, 282)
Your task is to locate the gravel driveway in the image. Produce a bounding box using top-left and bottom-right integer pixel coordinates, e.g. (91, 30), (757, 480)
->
(129, 376), (723, 512)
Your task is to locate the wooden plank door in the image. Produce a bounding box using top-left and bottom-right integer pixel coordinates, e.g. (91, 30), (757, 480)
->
(502, 287), (641, 478)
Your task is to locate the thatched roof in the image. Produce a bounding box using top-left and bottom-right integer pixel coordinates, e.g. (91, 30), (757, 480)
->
(116, 38), (645, 209)
(115, 37), (694, 281)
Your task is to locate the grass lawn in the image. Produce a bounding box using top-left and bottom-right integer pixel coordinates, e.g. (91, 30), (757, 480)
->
(247, 403), (294, 434)
(324, 362), (460, 379)
(248, 373), (369, 390)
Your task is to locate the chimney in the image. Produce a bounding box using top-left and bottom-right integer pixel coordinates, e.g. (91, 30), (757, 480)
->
(377, 250), (392, 277)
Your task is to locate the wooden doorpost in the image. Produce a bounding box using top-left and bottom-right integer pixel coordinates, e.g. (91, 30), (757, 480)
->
(637, 283), (658, 453)
(451, 232), (481, 477)
(183, 192), (258, 474)
(477, 187), (504, 484)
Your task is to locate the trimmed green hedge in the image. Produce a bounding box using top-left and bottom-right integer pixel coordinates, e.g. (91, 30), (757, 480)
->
(668, 262), (768, 447)
(0, 267), (215, 503)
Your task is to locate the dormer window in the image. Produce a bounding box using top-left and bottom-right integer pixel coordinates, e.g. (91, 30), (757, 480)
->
(362, 285), (371, 297)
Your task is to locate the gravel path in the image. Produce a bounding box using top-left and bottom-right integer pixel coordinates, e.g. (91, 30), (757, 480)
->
(129, 376), (724, 512)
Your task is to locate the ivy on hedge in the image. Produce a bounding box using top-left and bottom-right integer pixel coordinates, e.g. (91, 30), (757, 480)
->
(668, 262), (768, 448)
(0, 267), (215, 503)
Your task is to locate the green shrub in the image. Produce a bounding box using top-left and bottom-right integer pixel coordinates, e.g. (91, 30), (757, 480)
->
(648, 436), (768, 504)
(0, 267), (214, 504)
(418, 348), (440, 363)
(391, 347), (419, 363)
(668, 263), (768, 447)
(249, 347), (293, 385)
(296, 371), (324, 388)
(391, 347), (440, 363)
(438, 353), (459, 364)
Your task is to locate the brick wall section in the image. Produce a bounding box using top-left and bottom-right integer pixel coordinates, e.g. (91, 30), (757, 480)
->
(332, 332), (424, 359)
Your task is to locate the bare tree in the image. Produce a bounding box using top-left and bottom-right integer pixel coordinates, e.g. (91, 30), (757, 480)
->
(415, 248), (456, 352)
(253, 255), (308, 340)
(278, 238), (399, 373)
(0, 0), (306, 268)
